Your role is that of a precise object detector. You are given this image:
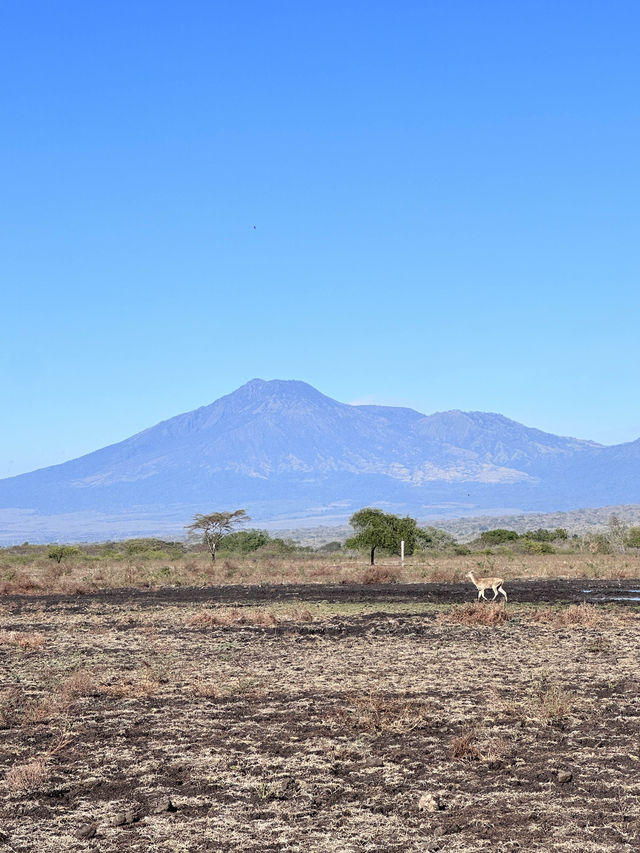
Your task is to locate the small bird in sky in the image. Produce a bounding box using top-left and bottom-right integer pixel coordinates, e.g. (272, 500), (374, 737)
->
(253, 225), (256, 229)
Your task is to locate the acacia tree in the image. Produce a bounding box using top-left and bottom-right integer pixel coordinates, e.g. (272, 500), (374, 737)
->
(186, 509), (250, 562)
(345, 507), (423, 565)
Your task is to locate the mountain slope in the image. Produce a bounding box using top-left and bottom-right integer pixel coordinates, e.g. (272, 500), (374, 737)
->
(0, 379), (638, 542)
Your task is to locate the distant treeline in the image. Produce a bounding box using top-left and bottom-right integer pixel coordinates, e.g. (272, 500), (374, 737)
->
(2, 516), (640, 563)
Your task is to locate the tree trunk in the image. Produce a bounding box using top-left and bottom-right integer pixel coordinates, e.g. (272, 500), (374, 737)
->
(370, 546), (375, 565)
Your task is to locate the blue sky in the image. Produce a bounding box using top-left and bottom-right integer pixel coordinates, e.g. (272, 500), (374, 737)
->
(2, 1), (639, 478)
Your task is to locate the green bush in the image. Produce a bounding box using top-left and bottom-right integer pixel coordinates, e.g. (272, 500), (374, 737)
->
(453, 545), (471, 556)
(47, 545), (80, 564)
(478, 529), (518, 546)
(522, 528), (567, 542)
(218, 530), (271, 554)
(519, 539), (555, 554)
(626, 527), (640, 548)
(316, 541), (343, 553)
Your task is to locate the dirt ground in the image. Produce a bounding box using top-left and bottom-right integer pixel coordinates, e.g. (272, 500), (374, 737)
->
(1, 580), (639, 852)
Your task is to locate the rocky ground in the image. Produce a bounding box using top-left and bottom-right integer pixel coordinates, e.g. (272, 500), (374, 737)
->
(1, 580), (639, 851)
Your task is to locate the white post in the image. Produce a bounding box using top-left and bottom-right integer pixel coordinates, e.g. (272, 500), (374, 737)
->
(401, 539), (405, 568)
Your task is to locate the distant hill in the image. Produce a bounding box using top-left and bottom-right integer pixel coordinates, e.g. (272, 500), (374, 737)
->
(1, 378), (640, 543)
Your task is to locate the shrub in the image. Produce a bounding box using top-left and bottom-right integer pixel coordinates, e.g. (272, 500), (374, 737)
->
(453, 545), (471, 556)
(478, 529), (518, 546)
(519, 539), (554, 554)
(47, 545), (79, 564)
(523, 528), (568, 542)
(218, 530), (271, 555)
(626, 527), (640, 548)
(316, 541), (343, 553)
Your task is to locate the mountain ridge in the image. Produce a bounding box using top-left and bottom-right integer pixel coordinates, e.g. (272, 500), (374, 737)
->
(0, 378), (638, 543)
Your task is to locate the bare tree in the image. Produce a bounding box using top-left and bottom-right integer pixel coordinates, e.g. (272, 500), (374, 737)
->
(186, 510), (250, 562)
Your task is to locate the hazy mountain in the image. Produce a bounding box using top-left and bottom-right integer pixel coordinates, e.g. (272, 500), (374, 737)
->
(1, 378), (639, 543)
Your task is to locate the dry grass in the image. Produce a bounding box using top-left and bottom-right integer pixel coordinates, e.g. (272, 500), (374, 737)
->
(4, 758), (50, 793)
(187, 605), (314, 627)
(358, 565), (401, 584)
(0, 688), (22, 729)
(59, 669), (100, 700)
(449, 730), (513, 763)
(503, 681), (576, 724)
(528, 602), (607, 628)
(438, 602), (511, 625)
(3, 548), (640, 595)
(0, 588), (638, 852)
(331, 692), (433, 734)
(0, 630), (46, 650)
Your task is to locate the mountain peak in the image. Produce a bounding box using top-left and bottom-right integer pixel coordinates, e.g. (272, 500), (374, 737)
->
(1, 378), (637, 543)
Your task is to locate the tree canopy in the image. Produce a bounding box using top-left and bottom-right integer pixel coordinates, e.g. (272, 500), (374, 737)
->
(185, 509), (250, 561)
(345, 507), (426, 565)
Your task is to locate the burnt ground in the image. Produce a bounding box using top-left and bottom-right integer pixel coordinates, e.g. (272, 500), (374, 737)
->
(1, 580), (640, 852)
(4, 576), (639, 613)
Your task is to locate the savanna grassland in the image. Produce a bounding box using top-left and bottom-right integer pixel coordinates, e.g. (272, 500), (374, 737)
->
(1, 547), (640, 851)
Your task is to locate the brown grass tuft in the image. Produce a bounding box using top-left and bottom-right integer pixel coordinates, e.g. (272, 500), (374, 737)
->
(59, 670), (99, 700)
(529, 602), (605, 628)
(358, 566), (401, 585)
(438, 603), (511, 626)
(328, 692), (432, 734)
(449, 731), (482, 761)
(0, 688), (23, 729)
(5, 758), (50, 792)
(449, 731), (512, 763)
(0, 630), (46, 650)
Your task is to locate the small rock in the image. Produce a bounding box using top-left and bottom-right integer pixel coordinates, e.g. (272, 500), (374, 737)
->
(75, 823), (97, 840)
(111, 813), (128, 827)
(275, 776), (298, 799)
(418, 793), (442, 812)
(432, 825), (446, 837)
(151, 796), (177, 814)
(557, 770), (573, 783)
(124, 808), (142, 824)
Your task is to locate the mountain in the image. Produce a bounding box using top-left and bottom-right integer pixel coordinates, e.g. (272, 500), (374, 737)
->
(1, 378), (639, 543)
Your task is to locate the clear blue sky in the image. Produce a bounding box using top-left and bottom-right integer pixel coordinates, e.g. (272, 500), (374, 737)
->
(2, 1), (639, 478)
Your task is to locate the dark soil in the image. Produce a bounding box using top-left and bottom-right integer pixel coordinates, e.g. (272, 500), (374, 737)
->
(4, 576), (638, 613)
(1, 581), (639, 851)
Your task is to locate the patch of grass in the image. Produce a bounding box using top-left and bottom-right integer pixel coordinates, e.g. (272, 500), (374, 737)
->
(438, 602), (511, 626)
(504, 679), (576, 724)
(327, 692), (432, 734)
(0, 630), (46, 650)
(4, 759), (50, 793)
(528, 602), (606, 628)
(358, 566), (401, 584)
(449, 730), (513, 763)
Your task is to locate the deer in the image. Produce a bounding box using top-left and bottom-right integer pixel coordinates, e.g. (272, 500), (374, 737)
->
(466, 570), (507, 602)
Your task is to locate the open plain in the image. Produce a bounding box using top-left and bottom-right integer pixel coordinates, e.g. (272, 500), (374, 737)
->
(1, 572), (640, 852)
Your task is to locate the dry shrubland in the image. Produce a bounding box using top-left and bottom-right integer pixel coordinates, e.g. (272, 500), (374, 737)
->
(2, 541), (640, 595)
